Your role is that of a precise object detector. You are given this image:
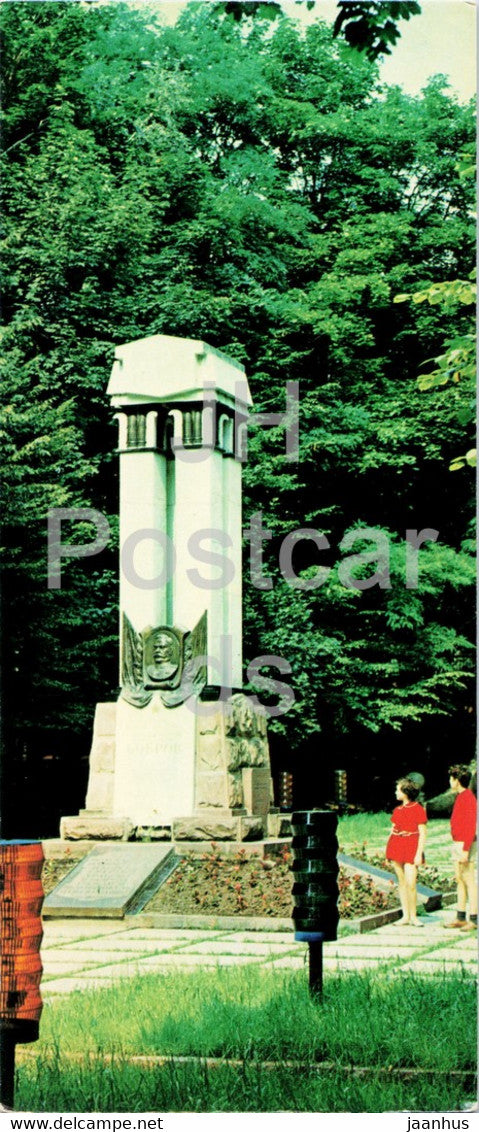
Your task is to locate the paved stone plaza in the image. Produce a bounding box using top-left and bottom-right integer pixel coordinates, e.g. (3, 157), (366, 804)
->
(40, 909), (476, 997)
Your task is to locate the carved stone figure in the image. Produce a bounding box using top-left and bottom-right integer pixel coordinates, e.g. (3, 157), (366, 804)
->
(121, 612), (207, 709)
(226, 694), (269, 769)
(121, 614), (152, 708)
(144, 627), (182, 686)
(194, 693), (271, 813)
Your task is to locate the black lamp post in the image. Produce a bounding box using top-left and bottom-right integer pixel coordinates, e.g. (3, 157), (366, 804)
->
(291, 810), (339, 997)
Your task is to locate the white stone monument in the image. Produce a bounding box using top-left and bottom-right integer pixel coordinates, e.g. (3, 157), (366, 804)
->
(61, 335), (275, 842)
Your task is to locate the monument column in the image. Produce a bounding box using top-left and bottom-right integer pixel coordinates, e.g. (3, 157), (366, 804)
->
(116, 407), (169, 656)
(61, 334), (274, 842)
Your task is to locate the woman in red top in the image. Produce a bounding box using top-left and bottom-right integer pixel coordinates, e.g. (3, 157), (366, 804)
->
(386, 777), (427, 926)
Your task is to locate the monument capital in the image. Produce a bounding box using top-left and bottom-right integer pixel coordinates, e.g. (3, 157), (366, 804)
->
(107, 333), (252, 413)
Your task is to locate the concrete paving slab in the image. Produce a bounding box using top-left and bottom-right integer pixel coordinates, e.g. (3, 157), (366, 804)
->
(53, 937), (187, 954)
(430, 948), (477, 963)
(180, 939), (295, 956)
(42, 958), (105, 976)
(77, 954), (264, 975)
(138, 951), (267, 967)
(322, 958), (388, 970)
(42, 978), (99, 996)
(36, 905), (477, 995)
(42, 921), (127, 941)
(419, 938), (474, 951)
(368, 930), (443, 944)
(373, 913), (446, 927)
(405, 960), (476, 976)
(47, 977), (142, 994)
(405, 949), (476, 965)
(326, 945), (418, 960)
(224, 931), (296, 945)
(325, 936), (422, 950)
(266, 956), (306, 969)
(117, 928), (224, 941)
(42, 949), (165, 973)
(41, 947), (125, 965)
(61, 960), (151, 981)
(376, 919), (446, 930)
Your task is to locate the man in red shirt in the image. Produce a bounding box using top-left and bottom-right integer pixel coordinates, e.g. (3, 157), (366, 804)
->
(444, 764), (477, 931)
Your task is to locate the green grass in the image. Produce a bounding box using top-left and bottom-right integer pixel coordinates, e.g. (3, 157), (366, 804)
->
(338, 811), (392, 850)
(17, 968), (476, 1112)
(338, 812), (453, 870)
(16, 1058), (475, 1114)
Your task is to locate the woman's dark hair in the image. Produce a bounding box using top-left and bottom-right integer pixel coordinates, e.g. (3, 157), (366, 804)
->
(396, 777), (420, 801)
(448, 765), (472, 788)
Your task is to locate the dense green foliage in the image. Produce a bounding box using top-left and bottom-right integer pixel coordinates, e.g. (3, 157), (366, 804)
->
(333, 1), (421, 60)
(1, 1), (474, 830)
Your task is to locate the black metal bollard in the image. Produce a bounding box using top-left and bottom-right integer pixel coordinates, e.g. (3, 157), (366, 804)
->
(291, 810), (339, 997)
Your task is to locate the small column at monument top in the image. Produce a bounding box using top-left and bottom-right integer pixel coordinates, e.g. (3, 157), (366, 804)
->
(108, 333), (250, 692)
(60, 334), (276, 841)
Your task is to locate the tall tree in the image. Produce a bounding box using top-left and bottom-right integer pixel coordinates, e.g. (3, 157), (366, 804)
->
(1, 1), (474, 828)
(333, 1), (421, 59)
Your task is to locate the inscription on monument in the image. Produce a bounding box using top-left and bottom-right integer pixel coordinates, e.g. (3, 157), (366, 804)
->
(43, 844), (178, 918)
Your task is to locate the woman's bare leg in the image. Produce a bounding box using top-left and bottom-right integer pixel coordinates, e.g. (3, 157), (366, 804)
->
(392, 862), (409, 922)
(404, 862), (420, 923)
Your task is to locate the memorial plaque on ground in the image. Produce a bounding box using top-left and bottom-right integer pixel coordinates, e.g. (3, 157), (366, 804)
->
(43, 844), (179, 918)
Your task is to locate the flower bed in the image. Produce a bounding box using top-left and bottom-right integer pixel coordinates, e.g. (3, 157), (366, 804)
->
(42, 859), (76, 894)
(143, 844), (400, 919)
(42, 839), (452, 919)
(341, 843), (455, 893)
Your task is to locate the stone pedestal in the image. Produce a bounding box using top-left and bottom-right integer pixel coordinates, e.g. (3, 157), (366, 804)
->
(172, 814), (264, 841)
(84, 704), (116, 813)
(62, 693), (274, 841)
(113, 697), (196, 827)
(60, 814), (134, 841)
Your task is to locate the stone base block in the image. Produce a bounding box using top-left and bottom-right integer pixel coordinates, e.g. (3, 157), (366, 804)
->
(172, 837), (290, 857)
(84, 702), (117, 813)
(172, 814), (264, 842)
(42, 839), (96, 860)
(267, 813), (292, 838)
(44, 836), (294, 861)
(242, 768), (274, 818)
(60, 815), (134, 841)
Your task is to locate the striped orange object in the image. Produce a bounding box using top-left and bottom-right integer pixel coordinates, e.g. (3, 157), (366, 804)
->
(0, 842), (44, 1032)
